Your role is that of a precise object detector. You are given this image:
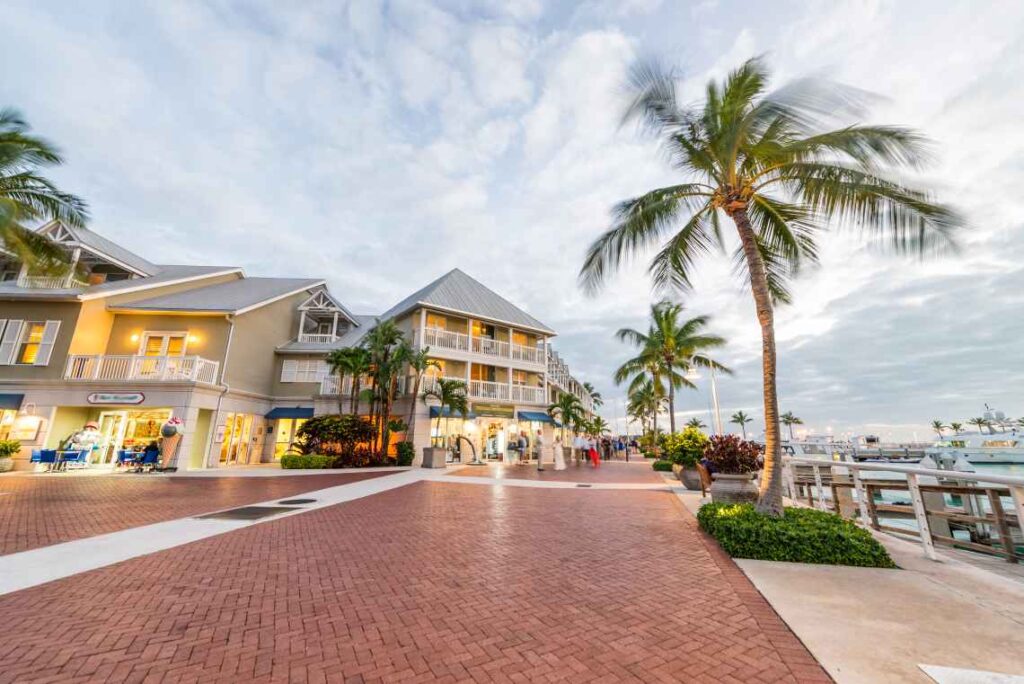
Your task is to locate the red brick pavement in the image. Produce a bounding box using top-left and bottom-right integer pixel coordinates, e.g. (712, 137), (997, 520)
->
(451, 460), (665, 484)
(0, 471), (393, 555)
(0, 480), (830, 683)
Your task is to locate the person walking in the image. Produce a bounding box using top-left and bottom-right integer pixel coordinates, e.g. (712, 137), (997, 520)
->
(572, 433), (585, 466)
(535, 429), (546, 471)
(553, 434), (567, 470)
(588, 434), (600, 468)
(518, 431), (529, 466)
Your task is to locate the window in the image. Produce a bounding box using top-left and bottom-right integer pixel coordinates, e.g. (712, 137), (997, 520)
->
(141, 332), (186, 357)
(281, 359), (330, 383)
(471, 364), (495, 382)
(0, 320), (61, 366)
(472, 321), (495, 339)
(512, 331), (529, 347)
(426, 313), (447, 330)
(511, 370), (528, 386)
(17, 322), (46, 364)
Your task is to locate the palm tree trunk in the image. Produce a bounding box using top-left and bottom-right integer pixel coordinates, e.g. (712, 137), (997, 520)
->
(407, 374), (421, 435)
(741, 424), (747, 440)
(351, 377), (361, 417)
(731, 207), (783, 517)
(337, 372), (346, 414)
(668, 390), (676, 434)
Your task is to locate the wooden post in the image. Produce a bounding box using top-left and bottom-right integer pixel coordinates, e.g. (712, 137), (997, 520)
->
(865, 484), (881, 530)
(298, 310), (306, 341)
(851, 468), (871, 528)
(419, 308), (427, 348)
(907, 473), (938, 561)
(988, 489), (1018, 563)
(812, 464), (827, 511)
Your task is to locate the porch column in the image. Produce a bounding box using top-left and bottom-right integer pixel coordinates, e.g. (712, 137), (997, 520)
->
(508, 365), (513, 403)
(298, 310), (306, 340)
(467, 317), (473, 353)
(508, 327), (514, 359)
(419, 308), (427, 348)
(542, 338), (548, 405)
(332, 311), (339, 339)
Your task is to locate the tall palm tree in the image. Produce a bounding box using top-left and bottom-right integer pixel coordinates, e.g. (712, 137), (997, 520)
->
(686, 417), (706, 430)
(627, 381), (658, 437)
(930, 420), (947, 440)
(362, 319), (404, 453)
(780, 412), (803, 440)
(582, 382), (604, 410)
(422, 378), (468, 447)
(616, 301), (730, 435)
(0, 109), (89, 271)
(346, 348), (372, 416)
(730, 411), (753, 439)
(967, 417), (990, 435)
(949, 421), (964, 435)
(579, 58), (961, 516)
(548, 392), (584, 444)
(591, 416), (610, 436)
(405, 346), (440, 432)
(325, 348), (353, 414)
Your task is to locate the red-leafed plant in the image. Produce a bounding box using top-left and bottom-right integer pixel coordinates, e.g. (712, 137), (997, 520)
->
(703, 435), (762, 474)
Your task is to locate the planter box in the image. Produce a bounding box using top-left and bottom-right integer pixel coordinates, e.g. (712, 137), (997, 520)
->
(680, 467), (702, 491)
(710, 472), (758, 504)
(421, 447), (448, 469)
(0, 457), (13, 473)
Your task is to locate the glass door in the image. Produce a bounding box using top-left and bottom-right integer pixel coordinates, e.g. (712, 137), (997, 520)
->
(97, 411), (128, 464)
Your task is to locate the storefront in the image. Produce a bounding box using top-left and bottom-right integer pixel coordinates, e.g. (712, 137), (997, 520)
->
(265, 407), (314, 459)
(45, 404), (174, 465)
(217, 412), (265, 465)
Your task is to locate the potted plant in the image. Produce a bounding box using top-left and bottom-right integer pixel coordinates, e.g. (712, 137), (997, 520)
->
(703, 434), (762, 504)
(0, 439), (19, 473)
(664, 428), (710, 490)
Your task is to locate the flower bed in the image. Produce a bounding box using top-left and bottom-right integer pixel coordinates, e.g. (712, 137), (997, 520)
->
(697, 503), (897, 568)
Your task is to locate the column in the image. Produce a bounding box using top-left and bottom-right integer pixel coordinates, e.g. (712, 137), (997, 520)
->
(297, 310), (306, 341)
(332, 311), (339, 339)
(419, 308), (427, 348)
(508, 327), (514, 359)
(467, 317), (473, 353)
(508, 365), (513, 403)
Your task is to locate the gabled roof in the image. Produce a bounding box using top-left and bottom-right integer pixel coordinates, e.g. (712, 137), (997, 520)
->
(378, 268), (554, 335)
(297, 288), (358, 325)
(276, 314), (378, 353)
(0, 265), (242, 301)
(38, 221), (158, 276)
(111, 277), (324, 315)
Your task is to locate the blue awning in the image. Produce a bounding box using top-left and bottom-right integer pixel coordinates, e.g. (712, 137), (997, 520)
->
(265, 407), (314, 419)
(429, 406), (475, 418)
(517, 411), (555, 424)
(0, 394), (24, 410)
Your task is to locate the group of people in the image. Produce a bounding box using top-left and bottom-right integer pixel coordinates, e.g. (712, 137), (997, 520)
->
(493, 430), (644, 472)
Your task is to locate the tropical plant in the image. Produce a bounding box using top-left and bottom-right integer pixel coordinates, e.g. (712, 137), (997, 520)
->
(422, 377), (468, 446)
(325, 348), (353, 414)
(930, 420), (947, 440)
(0, 108), (89, 272)
(703, 434), (763, 474)
(404, 346), (440, 433)
(686, 417), (707, 430)
(590, 416), (610, 436)
(780, 412), (803, 440)
(626, 379), (663, 441)
(730, 411), (754, 439)
(615, 300), (729, 435)
(662, 427), (710, 467)
(582, 382), (604, 409)
(395, 441), (415, 467)
(949, 421), (964, 434)
(579, 57), (961, 516)
(362, 320), (405, 455)
(967, 417), (991, 435)
(548, 392), (585, 444)
(294, 414), (376, 466)
(347, 348), (372, 416)
(0, 439), (20, 459)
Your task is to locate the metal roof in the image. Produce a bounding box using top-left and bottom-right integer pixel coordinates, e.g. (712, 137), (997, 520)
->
(377, 268), (554, 334)
(68, 225), (159, 275)
(276, 315), (377, 353)
(112, 277), (323, 314)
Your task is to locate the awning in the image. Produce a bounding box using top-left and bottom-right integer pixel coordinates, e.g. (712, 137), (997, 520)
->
(265, 407), (314, 419)
(517, 411), (555, 424)
(0, 394), (24, 410)
(429, 406), (475, 419)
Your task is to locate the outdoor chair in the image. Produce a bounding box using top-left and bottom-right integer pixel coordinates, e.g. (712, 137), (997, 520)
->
(30, 449), (42, 463)
(39, 449), (57, 471)
(62, 450), (89, 469)
(134, 450), (160, 472)
(115, 450), (135, 467)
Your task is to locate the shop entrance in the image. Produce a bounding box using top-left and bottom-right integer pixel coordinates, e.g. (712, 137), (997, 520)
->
(272, 418), (306, 459)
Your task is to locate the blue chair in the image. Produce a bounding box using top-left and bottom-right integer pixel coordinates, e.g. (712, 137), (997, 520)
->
(61, 450), (89, 469)
(30, 449), (42, 463)
(116, 450), (134, 467)
(38, 449), (57, 471)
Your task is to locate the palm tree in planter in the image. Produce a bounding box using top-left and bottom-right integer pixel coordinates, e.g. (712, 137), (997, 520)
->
(686, 417), (707, 430)
(967, 417), (991, 435)
(780, 412), (803, 440)
(579, 57), (962, 516)
(730, 411), (754, 439)
(930, 420), (948, 440)
(0, 109), (89, 274)
(949, 421), (964, 435)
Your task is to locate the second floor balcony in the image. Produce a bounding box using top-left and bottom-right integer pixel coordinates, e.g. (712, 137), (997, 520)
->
(419, 326), (545, 367)
(318, 374), (546, 406)
(65, 354), (221, 385)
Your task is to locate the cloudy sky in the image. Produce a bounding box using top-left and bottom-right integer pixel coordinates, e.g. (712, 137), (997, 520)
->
(4, 0), (1023, 441)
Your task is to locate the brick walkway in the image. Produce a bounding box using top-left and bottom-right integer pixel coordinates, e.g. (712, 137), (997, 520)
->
(450, 460), (664, 484)
(0, 471), (393, 555)
(0, 479), (829, 683)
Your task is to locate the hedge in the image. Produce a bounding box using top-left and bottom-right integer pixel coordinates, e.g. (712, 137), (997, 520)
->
(280, 454), (332, 469)
(697, 503), (897, 568)
(651, 459), (674, 472)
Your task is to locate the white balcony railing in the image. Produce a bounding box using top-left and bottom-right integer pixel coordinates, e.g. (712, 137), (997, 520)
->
(420, 327), (545, 366)
(423, 327), (470, 352)
(511, 384), (546, 404)
(470, 336), (509, 358)
(512, 343), (544, 364)
(17, 275), (88, 289)
(65, 355), (220, 384)
(470, 380), (510, 402)
(298, 333), (337, 344)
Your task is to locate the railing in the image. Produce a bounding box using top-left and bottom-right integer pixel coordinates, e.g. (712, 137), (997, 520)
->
(470, 336), (509, 358)
(16, 274), (87, 289)
(298, 333), (337, 344)
(319, 375), (406, 397)
(786, 457), (1024, 563)
(420, 327), (545, 366)
(422, 327), (470, 352)
(470, 380), (509, 402)
(511, 384), (545, 405)
(64, 355), (220, 384)
(512, 343), (544, 364)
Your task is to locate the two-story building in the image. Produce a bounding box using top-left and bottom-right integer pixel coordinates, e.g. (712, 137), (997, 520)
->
(0, 222), (596, 470)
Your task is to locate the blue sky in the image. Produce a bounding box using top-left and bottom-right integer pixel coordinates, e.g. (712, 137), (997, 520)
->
(4, 0), (1024, 440)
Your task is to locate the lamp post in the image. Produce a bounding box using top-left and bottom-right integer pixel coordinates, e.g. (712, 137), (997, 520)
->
(687, 355), (723, 435)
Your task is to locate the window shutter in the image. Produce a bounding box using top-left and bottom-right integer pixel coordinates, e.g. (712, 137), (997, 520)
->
(0, 320), (22, 365)
(281, 359), (297, 382)
(34, 321), (62, 366)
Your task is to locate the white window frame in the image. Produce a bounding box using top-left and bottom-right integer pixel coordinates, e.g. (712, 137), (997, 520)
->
(281, 359), (329, 383)
(139, 331), (188, 357)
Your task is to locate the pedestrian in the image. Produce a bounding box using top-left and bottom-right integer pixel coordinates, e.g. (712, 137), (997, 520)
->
(518, 431), (529, 466)
(535, 429), (546, 471)
(588, 434), (600, 468)
(572, 433), (586, 465)
(553, 434), (567, 470)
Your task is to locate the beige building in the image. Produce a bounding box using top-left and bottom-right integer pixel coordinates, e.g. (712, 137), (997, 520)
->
(0, 222), (594, 470)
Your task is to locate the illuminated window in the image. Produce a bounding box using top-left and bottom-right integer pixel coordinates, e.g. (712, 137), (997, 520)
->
(511, 370), (528, 386)
(17, 322), (45, 364)
(141, 332), (186, 356)
(426, 313), (447, 329)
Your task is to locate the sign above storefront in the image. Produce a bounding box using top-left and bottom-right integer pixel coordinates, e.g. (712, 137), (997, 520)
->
(87, 392), (145, 405)
(471, 403), (515, 418)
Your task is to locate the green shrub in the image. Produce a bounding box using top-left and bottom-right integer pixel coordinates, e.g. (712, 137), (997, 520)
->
(662, 428), (710, 467)
(697, 503), (896, 568)
(280, 454), (332, 469)
(294, 414), (379, 465)
(651, 459), (674, 472)
(395, 441), (415, 467)
(0, 439), (21, 459)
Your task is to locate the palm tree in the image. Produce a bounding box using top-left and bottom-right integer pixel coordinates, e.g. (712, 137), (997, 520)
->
(949, 421), (964, 435)
(686, 417), (706, 430)
(967, 417), (990, 435)
(548, 392), (584, 445)
(405, 346), (440, 432)
(0, 109), (89, 272)
(730, 411), (753, 439)
(362, 320), (404, 454)
(627, 381), (658, 437)
(579, 58), (961, 516)
(325, 348), (353, 414)
(582, 382), (604, 409)
(780, 412), (803, 440)
(591, 416), (610, 436)
(422, 378), (468, 447)
(346, 348), (372, 416)
(616, 301), (730, 435)
(930, 420), (947, 440)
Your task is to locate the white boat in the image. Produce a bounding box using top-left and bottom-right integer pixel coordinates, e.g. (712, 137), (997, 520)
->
(926, 407), (1024, 464)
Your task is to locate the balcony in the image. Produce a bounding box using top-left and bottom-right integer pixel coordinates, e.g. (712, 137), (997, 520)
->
(15, 274), (88, 289)
(65, 355), (220, 384)
(419, 327), (545, 368)
(297, 333), (337, 344)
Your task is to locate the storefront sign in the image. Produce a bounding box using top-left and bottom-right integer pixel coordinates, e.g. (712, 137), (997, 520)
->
(87, 392), (145, 405)
(472, 403), (515, 418)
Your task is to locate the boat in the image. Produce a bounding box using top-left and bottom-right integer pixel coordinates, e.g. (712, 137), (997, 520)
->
(926, 408), (1024, 464)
